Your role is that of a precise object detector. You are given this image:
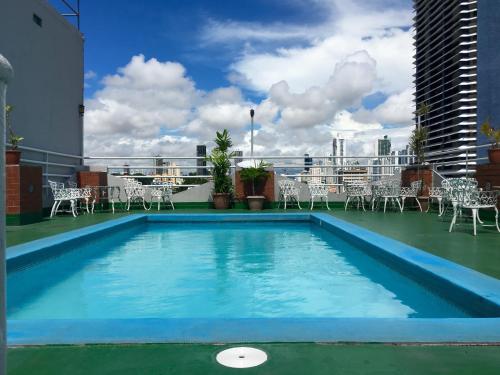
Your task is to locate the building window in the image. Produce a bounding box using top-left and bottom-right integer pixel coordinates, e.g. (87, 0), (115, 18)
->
(33, 13), (42, 27)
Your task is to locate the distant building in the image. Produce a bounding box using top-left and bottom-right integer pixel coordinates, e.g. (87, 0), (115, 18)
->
(398, 145), (411, 165)
(341, 168), (368, 185)
(196, 145), (207, 175)
(155, 157), (164, 175)
(332, 134), (346, 166)
(304, 153), (313, 172)
(378, 135), (391, 156)
(234, 150), (243, 165)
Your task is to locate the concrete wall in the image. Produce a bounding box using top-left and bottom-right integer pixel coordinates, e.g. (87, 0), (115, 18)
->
(0, 0), (84, 190)
(477, 0), (500, 162)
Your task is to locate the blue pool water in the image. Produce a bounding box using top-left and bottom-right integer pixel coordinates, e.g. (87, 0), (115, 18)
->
(8, 221), (471, 319)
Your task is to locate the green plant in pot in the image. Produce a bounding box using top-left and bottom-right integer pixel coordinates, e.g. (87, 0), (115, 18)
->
(5, 105), (24, 165)
(407, 103), (430, 198)
(480, 119), (500, 164)
(206, 129), (235, 209)
(239, 161), (271, 211)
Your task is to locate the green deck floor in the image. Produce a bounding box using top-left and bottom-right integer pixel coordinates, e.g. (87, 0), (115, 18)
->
(6, 208), (500, 374)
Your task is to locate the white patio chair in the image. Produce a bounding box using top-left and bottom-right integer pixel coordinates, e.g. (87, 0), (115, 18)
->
(399, 180), (423, 212)
(344, 181), (369, 211)
(427, 187), (444, 215)
(123, 178), (149, 211)
(449, 186), (500, 236)
(67, 181), (91, 214)
(308, 183), (330, 210)
(371, 179), (402, 213)
(150, 180), (175, 211)
(49, 180), (77, 218)
(278, 180), (302, 210)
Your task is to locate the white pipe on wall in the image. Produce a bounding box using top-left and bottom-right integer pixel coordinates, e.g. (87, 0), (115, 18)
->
(0, 53), (14, 375)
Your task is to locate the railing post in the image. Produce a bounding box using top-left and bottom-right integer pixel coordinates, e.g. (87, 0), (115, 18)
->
(0, 54), (14, 375)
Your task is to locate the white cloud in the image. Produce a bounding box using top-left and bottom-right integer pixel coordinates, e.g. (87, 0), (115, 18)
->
(84, 0), (415, 160)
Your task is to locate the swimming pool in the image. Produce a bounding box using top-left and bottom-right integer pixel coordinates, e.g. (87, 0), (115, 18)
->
(7, 213), (500, 344)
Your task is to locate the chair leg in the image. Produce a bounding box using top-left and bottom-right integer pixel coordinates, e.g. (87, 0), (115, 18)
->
(449, 202), (458, 233)
(326, 197), (330, 211)
(171, 199), (175, 210)
(415, 197), (422, 212)
(297, 196), (302, 210)
(472, 208), (477, 236)
(400, 197), (406, 212)
(70, 200), (77, 217)
(383, 197), (388, 213)
(85, 198), (90, 214)
(495, 207), (500, 232)
(111, 199), (115, 214)
(396, 198), (402, 212)
(437, 198), (443, 216)
(127, 199), (131, 211)
(476, 210), (484, 224)
(284, 196), (287, 210)
(345, 196), (350, 211)
(157, 199), (160, 211)
(50, 200), (58, 218)
(310, 196), (314, 210)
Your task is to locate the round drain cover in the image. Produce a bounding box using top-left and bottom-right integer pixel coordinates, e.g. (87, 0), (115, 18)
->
(216, 347), (267, 368)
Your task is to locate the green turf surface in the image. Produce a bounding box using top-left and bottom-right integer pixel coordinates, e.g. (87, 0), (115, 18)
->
(8, 343), (500, 375)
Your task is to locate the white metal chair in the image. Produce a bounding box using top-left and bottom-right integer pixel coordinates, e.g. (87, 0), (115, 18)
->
(427, 187), (444, 215)
(448, 178), (499, 236)
(123, 178), (149, 211)
(371, 179), (402, 213)
(399, 180), (423, 212)
(278, 180), (302, 210)
(150, 180), (175, 211)
(308, 183), (330, 210)
(49, 180), (77, 218)
(344, 182), (369, 211)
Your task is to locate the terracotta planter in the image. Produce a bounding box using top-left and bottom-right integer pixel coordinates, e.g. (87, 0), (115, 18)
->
(247, 196), (265, 211)
(212, 193), (231, 209)
(488, 148), (500, 164)
(6, 150), (21, 165)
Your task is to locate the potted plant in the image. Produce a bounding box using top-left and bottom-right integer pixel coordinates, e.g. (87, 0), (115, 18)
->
(5, 105), (24, 165)
(480, 119), (500, 164)
(239, 161), (271, 211)
(206, 129), (235, 209)
(402, 102), (431, 202)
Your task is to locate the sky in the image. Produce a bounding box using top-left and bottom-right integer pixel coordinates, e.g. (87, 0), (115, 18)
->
(59, 0), (416, 158)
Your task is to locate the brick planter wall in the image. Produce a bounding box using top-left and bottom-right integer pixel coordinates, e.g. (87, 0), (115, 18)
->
(235, 170), (275, 204)
(401, 167), (432, 197)
(6, 165), (43, 225)
(77, 171), (108, 203)
(475, 163), (500, 207)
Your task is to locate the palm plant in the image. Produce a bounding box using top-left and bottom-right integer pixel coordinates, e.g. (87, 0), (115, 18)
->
(5, 105), (23, 149)
(239, 161), (271, 196)
(206, 129), (235, 194)
(480, 119), (500, 149)
(409, 126), (428, 165)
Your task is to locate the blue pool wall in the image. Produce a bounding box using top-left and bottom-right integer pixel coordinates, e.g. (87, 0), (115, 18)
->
(6, 213), (500, 344)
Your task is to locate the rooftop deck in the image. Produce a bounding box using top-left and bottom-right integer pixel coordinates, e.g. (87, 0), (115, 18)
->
(7, 208), (500, 374)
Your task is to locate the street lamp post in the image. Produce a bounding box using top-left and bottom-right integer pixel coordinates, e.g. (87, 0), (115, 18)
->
(250, 108), (255, 157)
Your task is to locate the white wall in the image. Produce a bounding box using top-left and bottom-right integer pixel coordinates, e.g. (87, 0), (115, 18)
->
(0, 0), (84, 205)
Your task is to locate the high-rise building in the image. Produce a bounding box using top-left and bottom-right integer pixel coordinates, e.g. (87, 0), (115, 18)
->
(332, 134), (346, 166)
(378, 135), (391, 156)
(414, 0), (499, 175)
(196, 145), (207, 175)
(304, 154), (313, 172)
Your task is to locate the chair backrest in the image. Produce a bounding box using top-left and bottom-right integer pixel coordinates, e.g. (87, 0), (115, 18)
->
(308, 183), (328, 196)
(67, 181), (78, 188)
(279, 179), (298, 195)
